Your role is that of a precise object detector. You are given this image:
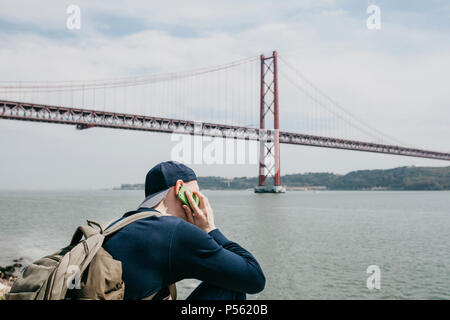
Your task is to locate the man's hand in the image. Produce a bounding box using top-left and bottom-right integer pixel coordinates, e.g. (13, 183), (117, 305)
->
(182, 191), (216, 234)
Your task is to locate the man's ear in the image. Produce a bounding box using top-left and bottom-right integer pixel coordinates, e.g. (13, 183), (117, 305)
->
(175, 179), (184, 194)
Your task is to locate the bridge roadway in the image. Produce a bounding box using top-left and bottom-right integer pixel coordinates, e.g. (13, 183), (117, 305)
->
(1, 100), (449, 161)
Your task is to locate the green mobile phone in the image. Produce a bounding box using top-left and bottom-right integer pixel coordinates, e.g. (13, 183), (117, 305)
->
(177, 185), (200, 209)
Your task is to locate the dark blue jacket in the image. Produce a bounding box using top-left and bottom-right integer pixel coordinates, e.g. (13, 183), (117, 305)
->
(103, 208), (266, 300)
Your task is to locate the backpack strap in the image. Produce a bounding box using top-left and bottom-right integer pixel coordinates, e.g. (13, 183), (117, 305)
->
(70, 225), (102, 246)
(103, 211), (162, 237)
(168, 283), (177, 300)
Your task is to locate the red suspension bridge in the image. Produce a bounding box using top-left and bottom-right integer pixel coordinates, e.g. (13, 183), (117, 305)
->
(1, 51), (449, 192)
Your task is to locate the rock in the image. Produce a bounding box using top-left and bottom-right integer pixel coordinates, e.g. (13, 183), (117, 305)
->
(0, 259), (24, 299)
(0, 266), (14, 272)
(0, 258), (25, 284)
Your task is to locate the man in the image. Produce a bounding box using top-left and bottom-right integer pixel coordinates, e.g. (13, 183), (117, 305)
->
(103, 161), (266, 300)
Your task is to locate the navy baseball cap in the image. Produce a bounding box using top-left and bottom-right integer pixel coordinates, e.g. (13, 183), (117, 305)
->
(138, 161), (197, 209)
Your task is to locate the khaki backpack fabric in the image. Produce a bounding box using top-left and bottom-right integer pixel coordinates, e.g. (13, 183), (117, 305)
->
(6, 212), (177, 300)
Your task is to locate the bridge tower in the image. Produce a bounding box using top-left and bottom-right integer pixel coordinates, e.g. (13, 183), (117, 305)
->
(255, 51), (286, 193)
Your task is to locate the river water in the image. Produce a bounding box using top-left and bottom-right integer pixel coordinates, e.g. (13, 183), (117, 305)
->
(0, 190), (449, 299)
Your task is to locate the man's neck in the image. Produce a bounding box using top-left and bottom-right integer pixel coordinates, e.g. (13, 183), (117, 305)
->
(153, 201), (169, 215)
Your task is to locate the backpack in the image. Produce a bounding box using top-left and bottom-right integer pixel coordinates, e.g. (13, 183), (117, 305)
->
(6, 211), (176, 300)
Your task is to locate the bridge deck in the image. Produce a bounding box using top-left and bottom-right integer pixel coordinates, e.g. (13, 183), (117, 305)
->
(1, 100), (449, 161)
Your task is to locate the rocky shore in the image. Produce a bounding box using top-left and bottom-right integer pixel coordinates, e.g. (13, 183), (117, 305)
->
(0, 258), (24, 299)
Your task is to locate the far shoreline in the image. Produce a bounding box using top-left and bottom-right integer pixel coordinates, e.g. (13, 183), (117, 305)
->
(113, 188), (450, 192)
(115, 166), (450, 192)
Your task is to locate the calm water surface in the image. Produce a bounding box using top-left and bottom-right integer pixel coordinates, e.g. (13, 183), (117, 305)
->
(0, 190), (449, 299)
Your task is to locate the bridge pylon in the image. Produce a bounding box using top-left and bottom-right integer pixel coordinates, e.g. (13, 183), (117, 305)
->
(255, 51), (286, 193)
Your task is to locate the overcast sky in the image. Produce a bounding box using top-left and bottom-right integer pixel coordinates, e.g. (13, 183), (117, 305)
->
(0, 0), (449, 190)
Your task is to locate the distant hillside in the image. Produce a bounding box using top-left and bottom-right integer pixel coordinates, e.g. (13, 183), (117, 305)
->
(117, 166), (450, 191)
(329, 166), (450, 190)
